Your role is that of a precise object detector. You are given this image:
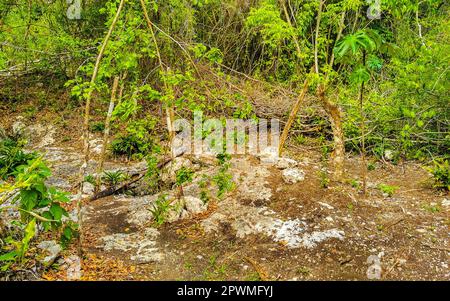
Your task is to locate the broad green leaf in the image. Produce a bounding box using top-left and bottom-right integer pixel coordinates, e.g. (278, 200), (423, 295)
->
(50, 203), (65, 221)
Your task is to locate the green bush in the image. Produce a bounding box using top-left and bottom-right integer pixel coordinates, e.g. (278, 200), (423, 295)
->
(0, 138), (38, 180)
(110, 117), (157, 159)
(213, 153), (234, 199)
(101, 170), (129, 187)
(427, 159), (450, 191)
(149, 194), (172, 227)
(378, 184), (399, 197)
(90, 121), (105, 133)
(0, 157), (77, 269)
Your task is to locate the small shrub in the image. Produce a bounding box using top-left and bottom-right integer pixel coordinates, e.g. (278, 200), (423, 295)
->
(0, 138), (37, 180)
(213, 154), (234, 199)
(176, 167), (194, 187)
(0, 157), (77, 269)
(84, 174), (96, 186)
(199, 175), (210, 204)
(426, 159), (449, 191)
(0, 218), (36, 268)
(350, 179), (360, 189)
(175, 167), (194, 196)
(110, 135), (143, 158)
(319, 170), (330, 188)
(295, 134), (307, 145)
(149, 194), (172, 226)
(378, 184), (398, 197)
(90, 121), (105, 133)
(101, 170), (128, 187)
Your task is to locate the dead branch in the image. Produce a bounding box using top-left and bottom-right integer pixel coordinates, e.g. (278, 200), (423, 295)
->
(88, 151), (184, 202)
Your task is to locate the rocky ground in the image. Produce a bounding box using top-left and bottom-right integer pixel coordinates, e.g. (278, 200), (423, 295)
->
(1, 116), (449, 281)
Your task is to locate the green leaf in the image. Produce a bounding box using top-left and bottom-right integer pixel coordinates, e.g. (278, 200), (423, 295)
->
(38, 198), (52, 207)
(23, 219), (36, 243)
(19, 189), (38, 211)
(50, 203), (65, 221)
(63, 226), (72, 241)
(350, 66), (370, 84)
(0, 251), (18, 262)
(33, 182), (46, 195)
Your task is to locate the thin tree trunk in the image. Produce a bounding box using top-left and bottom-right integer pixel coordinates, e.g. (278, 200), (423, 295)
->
(317, 84), (345, 180)
(279, 78), (309, 156)
(95, 76), (119, 192)
(360, 51), (367, 196)
(76, 0), (125, 257)
(315, 8), (346, 181)
(139, 0), (175, 158)
(322, 10), (346, 180)
(280, 0), (302, 59)
(416, 6), (426, 46)
(117, 71), (127, 101)
(314, 0), (325, 74)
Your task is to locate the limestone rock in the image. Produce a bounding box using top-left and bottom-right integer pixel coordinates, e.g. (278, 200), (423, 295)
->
(12, 116), (26, 136)
(89, 138), (103, 155)
(384, 149), (395, 160)
(171, 136), (188, 157)
(65, 255), (82, 280)
(82, 182), (95, 195)
(275, 157), (298, 169)
(258, 146), (278, 164)
(183, 196), (207, 214)
(37, 240), (62, 266)
(282, 168), (305, 184)
(100, 228), (163, 263)
(161, 157), (193, 183)
(36, 125), (55, 148)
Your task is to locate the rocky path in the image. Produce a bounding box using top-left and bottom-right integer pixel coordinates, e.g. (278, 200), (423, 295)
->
(4, 119), (450, 280)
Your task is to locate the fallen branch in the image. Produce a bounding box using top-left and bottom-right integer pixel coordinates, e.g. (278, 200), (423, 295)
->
(88, 152), (184, 202)
(278, 77), (309, 156)
(422, 243), (450, 253)
(383, 218), (405, 230)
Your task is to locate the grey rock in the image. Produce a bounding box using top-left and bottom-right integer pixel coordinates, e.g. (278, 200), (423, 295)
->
(65, 255), (82, 280)
(82, 182), (95, 195)
(36, 125), (55, 148)
(89, 138), (103, 155)
(183, 196), (207, 214)
(275, 157), (298, 169)
(171, 136), (188, 157)
(12, 117), (26, 136)
(258, 146), (279, 164)
(384, 149), (395, 160)
(282, 168), (305, 184)
(161, 157), (193, 183)
(37, 240), (62, 266)
(99, 228), (163, 263)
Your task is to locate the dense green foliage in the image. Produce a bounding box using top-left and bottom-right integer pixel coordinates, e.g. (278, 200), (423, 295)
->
(1, 0), (447, 162)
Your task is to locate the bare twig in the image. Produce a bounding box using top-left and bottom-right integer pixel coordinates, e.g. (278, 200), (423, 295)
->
(76, 0), (126, 257)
